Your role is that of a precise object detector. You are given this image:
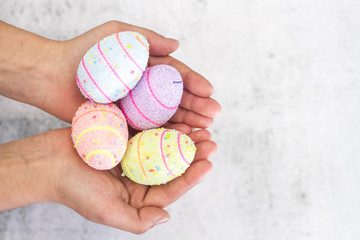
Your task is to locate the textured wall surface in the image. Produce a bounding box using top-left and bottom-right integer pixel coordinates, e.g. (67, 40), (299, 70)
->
(1, 0), (360, 239)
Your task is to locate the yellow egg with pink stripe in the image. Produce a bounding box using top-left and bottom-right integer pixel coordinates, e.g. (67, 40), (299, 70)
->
(76, 31), (149, 104)
(71, 101), (128, 170)
(121, 128), (196, 185)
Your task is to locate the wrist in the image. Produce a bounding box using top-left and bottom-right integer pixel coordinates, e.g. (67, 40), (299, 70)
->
(0, 132), (58, 210)
(0, 21), (57, 107)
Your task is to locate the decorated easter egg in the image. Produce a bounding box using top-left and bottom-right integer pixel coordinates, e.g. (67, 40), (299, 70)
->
(118, 65), (183, 130)
(76, 31), (150, 104)
(71, 101), (128, 170)
(121, 128), (196, 185)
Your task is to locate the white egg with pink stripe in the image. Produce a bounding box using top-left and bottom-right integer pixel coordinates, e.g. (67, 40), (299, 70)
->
(76, 31), (149, 104)
(118, 64), (183, 130)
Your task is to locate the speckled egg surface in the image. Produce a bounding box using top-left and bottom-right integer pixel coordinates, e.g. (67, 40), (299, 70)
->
(121, 128), (196, 185)
(118, 65), (183, 130)
(76, 31), (149, 103)
(71, 101), (128, 170)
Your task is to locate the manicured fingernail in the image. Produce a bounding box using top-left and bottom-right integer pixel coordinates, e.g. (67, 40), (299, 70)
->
(155, 217), (170, 225)
(167, 38), (179, 43)
(167, 38), (179, 49)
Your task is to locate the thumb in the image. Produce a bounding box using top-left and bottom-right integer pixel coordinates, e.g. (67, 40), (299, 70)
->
(103, 203), (170, 234)
(72, 21), (179, 57)
(137, 207), (170, 233)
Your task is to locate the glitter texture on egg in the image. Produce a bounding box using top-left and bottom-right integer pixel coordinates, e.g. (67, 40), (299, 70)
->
(76, 31), (149, 103)
(71, 101), (128, 170)
(121, 128), (196, 185)
(118, 64), (183, 130)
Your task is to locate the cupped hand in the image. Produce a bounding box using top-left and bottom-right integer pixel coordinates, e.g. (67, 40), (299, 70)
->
(40, 21), (221, 129)
(24, 21), (221, 233)
(40, 21), (179, 123)
(47, 126), (215, 234)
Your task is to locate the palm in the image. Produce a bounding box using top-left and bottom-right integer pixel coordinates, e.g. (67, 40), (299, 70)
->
(38, 21), (220, 233)
(42, 21), (220, 129)
(49, 126), (213, 233)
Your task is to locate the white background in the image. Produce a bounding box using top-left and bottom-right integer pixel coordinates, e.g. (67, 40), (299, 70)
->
(1, 0), (360, 239)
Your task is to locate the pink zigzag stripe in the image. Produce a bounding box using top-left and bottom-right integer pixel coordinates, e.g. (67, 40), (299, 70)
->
(116, 33), (144, 72)
(97, 42), (131, 91)
(129, 91), (163, 126)
(160, 130), (176, 177)
(177, 132), (191, 165)
(81, 59), (112, 102)
(118, 101), (142, 130)
(146, 67), (179, 110)
(76, 75), (95, 102)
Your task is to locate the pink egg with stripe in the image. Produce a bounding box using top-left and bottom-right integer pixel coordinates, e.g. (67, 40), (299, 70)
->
(118, 65), (183, 130)
(71, 101), (128, 170)
(76, 31), (149, 104)
(121, 128), (196, 185)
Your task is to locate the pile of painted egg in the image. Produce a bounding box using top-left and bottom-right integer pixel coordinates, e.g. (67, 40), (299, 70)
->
(71, 31), (196, 185)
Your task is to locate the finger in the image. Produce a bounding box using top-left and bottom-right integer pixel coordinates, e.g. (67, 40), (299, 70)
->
(188, 129), (212, 144)
(149, 56), (214, 97)
(116, 23), (179, 56)
(163, 123), (192, 134)
(180, 90), (222, 118)
(193, 140), (218, 161)
(170, 108), (214, 128)
(76, 21), (179, 57)
(103, 202), (169, 234)
(115, 22), (179, 56)
(143, 160), (212, 208)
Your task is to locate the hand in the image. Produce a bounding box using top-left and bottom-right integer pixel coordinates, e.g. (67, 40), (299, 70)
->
(39, 21), (183, 123)
(44, 126), (215, 234)
(31, 21), (221, 128)
(1, 20), (221, 127)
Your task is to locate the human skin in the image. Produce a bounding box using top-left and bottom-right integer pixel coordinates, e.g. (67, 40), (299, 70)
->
(0, 21), (221, 234)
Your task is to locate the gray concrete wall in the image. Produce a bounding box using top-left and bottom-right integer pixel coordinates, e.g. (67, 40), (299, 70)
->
(1, 0), (360, 239)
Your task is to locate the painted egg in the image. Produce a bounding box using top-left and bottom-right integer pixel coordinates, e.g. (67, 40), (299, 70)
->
(76, 31), (150, 104)
(118, 65), (183, 130)
(121, 128), (196, 185)
(71, 101), (128, 170)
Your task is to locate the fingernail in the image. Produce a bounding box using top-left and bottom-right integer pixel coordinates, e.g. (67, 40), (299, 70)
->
(167, 38), (179, 48)
(155, 217), (170, 225)
(167, 37), (179, 43)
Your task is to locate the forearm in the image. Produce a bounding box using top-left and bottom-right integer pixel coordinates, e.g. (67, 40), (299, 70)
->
(0, 21), (54, 106)
(0, 133), (55, 210)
